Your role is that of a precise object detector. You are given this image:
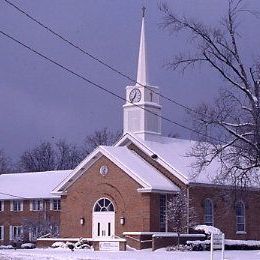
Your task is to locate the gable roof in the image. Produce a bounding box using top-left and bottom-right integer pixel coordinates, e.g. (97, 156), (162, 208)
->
(116, 133), (220, 185)
(53, 146), (179, 194)
(0, 170), (72, 200)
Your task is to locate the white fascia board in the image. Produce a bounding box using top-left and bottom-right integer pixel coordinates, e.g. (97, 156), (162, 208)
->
(51, 148), (102, 194)
(123, 103), (162, 109)
(137, 188), (180, 193)
(99, 147), (151, 189)
(115, 133), (189, 185)
(52, 145), (151, 194)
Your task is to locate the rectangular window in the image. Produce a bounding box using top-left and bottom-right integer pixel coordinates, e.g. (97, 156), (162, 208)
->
(30, 200), (43, 211)
(10, 226), (22, 241)
(160, 194), (167, 232)
(236, 201), (245, 233)
(51, 199), (61, 211)
(0, 201), (4, 212)
(237, 216), (245, 232)
(11, 200), (23, 212)
(0, 226), (4, 240)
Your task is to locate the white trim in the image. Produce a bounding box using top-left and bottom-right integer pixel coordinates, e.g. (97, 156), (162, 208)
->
(137, 188), (179, 193)
(52, 146), (178, 194)
(115, 133), (189, 184)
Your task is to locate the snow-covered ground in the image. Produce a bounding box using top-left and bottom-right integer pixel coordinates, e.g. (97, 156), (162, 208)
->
(0, 248), (260, 260)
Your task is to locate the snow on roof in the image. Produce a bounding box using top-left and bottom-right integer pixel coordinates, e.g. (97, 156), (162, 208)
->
(54, 146), (179, 193)
(0, 170), (72, 200)
(117, 133), (221, 185)
(101, 146), (179, 192)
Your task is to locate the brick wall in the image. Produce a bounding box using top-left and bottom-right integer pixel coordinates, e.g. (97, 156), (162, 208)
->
(0, 199), (60, 245)
(189, 185), (260, 240)
(60, 155), (162, 238)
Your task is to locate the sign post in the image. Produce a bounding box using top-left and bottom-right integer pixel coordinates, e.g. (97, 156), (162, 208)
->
(210, 233), (225, 260)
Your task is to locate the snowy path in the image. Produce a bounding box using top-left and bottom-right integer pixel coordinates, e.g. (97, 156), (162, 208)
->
(0, 249), (260, 260)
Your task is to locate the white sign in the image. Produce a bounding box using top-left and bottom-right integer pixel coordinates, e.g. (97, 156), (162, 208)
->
(99, 241), (120, 251)
(210, 233), (225, 260)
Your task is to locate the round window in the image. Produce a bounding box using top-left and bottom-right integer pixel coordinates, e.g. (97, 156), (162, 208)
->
(99, 165), (109, 176)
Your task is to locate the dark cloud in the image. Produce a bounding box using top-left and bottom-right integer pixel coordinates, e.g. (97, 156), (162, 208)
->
(0, 0), (259, 159)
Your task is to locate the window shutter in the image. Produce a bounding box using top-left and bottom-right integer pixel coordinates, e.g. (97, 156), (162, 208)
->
(10, 201), (13, 212)
(0, 201), (4, 211)
(50, 200), (53, 210)
(40, 200), (44, 210)
(2, 201), (4, 211)
(30, 201), (33, 211)
(20, 201), (23, 211)
(0, 226), (3, 240)
(9, 226), (13, 240)
(29, 229), (32, 241)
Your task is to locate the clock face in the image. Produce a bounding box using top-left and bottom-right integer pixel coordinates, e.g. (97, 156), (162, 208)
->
(129, 88), (141, 103)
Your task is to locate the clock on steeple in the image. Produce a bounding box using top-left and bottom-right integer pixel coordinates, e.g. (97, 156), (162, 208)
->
(123, 7), (161, 140)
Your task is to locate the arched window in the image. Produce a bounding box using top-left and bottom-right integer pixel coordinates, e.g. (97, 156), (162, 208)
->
(94, 198), (114, 212)
(204, 199), (214, 226)
(236, 201), (245, 232)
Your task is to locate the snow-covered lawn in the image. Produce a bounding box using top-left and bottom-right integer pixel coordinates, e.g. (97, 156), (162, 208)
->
(0, 248), (260, 260)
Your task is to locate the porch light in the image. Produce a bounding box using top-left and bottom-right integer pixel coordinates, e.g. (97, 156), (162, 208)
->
(120, 217), (125, 225)
(80, 217), (85, 225)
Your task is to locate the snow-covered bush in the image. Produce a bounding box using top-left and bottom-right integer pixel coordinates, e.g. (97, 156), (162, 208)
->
(186, 240), (210, 251)
(166, 244), (192, 251)
(187, 239), (260, 251)
(225, 239), (260, 250)
(0, 245), (14, 249)
(194, 225), (221, 235)
(51, 239), (91, 250)
(74, 238), (91, 249)
(21, 243), (36, 249)
(51, 242), (68, 249)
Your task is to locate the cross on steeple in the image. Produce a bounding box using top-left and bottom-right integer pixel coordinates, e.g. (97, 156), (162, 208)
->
(142, 6), (146, 18)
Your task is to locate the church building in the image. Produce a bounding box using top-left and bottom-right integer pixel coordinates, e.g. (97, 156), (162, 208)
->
(1, 9), (260, 249)
(53, 10), (260, 246)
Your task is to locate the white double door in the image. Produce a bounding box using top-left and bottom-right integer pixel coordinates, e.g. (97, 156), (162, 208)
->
(92, 212), (115, 238)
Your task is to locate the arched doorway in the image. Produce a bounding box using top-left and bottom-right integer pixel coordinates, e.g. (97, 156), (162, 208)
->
(92, 198), (115, 238)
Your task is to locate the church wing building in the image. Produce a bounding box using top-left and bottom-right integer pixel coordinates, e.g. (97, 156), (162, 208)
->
(1, 9), (260, 249)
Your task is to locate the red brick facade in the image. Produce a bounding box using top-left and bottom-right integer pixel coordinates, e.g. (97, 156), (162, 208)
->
(189, 184), (260, 240)
(2, 138), (260, 247)
(58, 144), (260, 243)
(0, 199), (60, 245)
(60, 155), (162, 238)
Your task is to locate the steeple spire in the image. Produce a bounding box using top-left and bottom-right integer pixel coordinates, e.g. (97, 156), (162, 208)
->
(136, 6), (148, 86)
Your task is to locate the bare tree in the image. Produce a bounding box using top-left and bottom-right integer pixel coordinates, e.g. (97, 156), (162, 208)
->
(82, 127), (121, 155)
(22, 218), (59, 242)
(19, 140), (82, 172)
(55, 139), (82, 170)
(167, 190), (197, 249)
(160, 1), (260, 186)
(0, 149), (11, 174)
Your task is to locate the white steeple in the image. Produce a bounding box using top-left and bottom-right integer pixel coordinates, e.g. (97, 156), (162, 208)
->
(123, 7), (162, 140)
(136, 7), (148, 87)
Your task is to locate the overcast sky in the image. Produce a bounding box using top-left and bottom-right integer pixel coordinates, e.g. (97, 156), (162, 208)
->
(0, 0), (260, 159)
